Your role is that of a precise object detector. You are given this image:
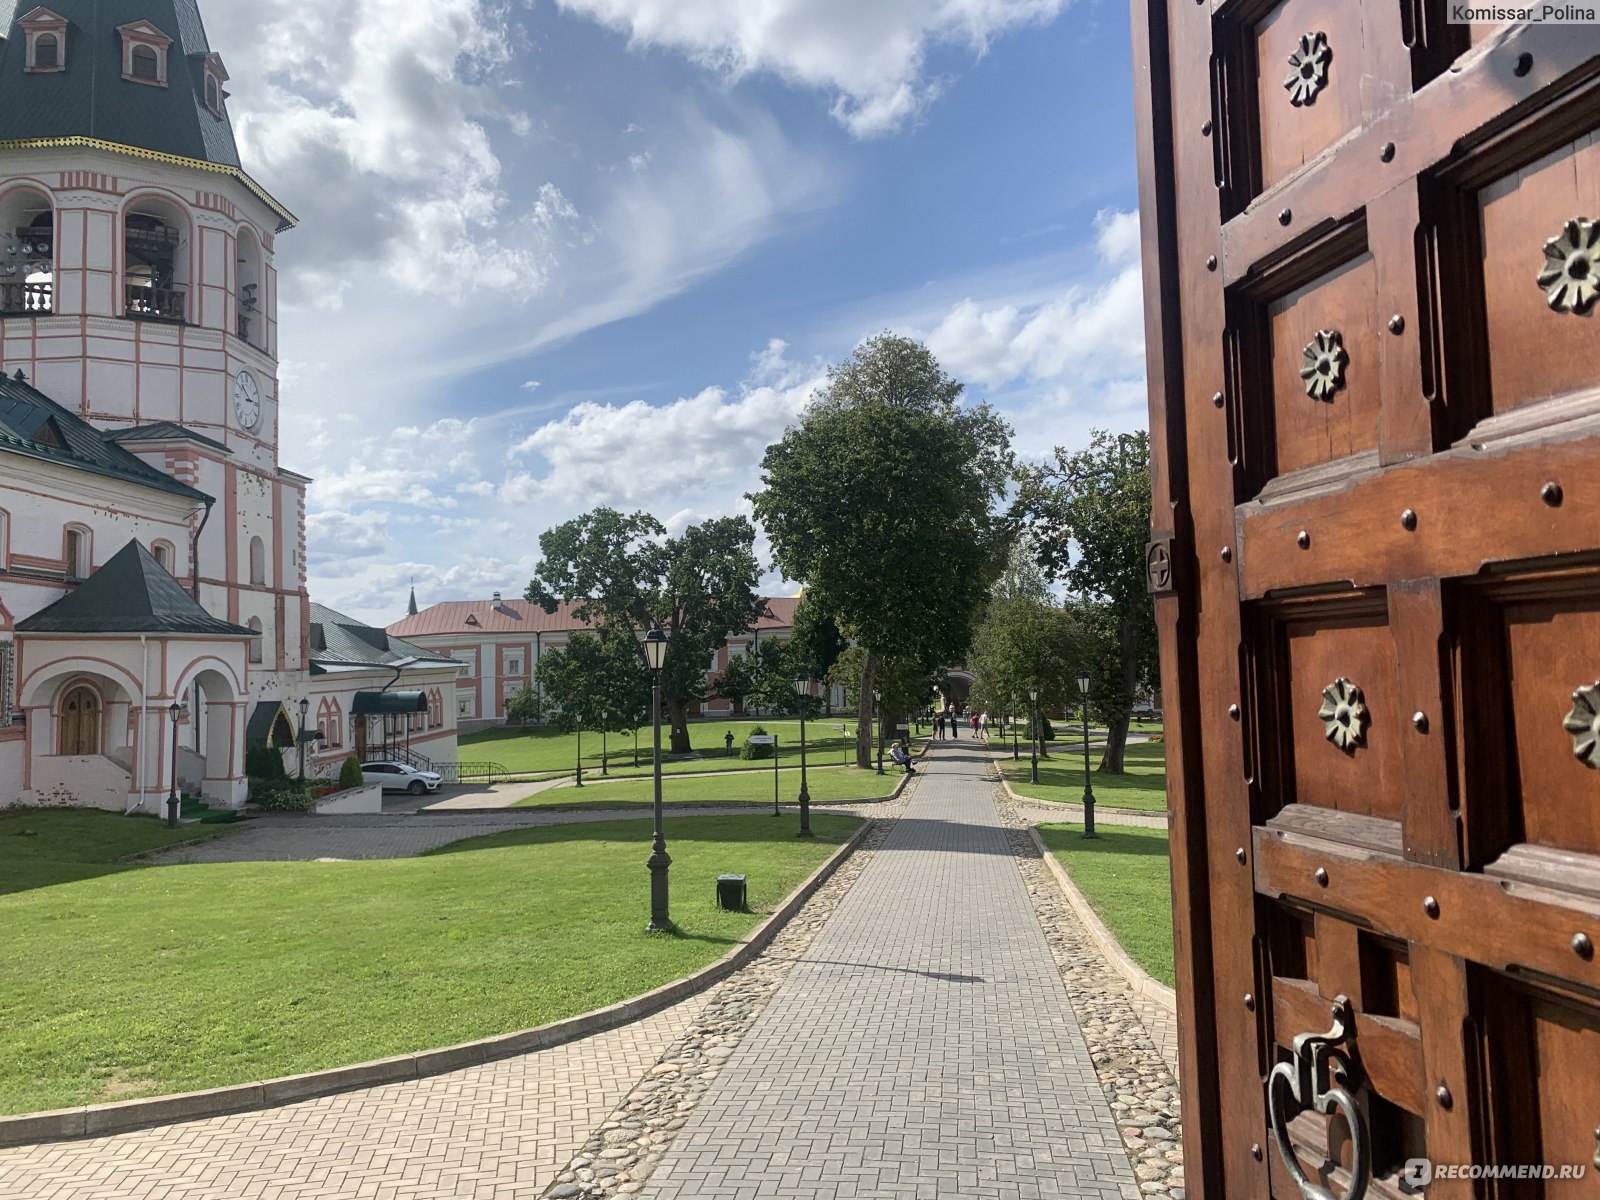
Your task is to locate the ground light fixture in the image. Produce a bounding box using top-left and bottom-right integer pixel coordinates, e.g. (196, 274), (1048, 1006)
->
(793, 674), (813, 837)
(643, 628), (672, 932)
(1076, 670), (1097, 838)
(873, 688), (884, 775)
(166, 700), (185, 827)
(1028, 686), (1039, 786)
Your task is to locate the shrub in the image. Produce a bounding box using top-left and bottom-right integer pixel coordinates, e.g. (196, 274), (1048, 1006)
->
(245, 745), (286, 779)
(249, 778), (313, 812)
(740, 726), (774, 760)
(1039, 719), (1056, 742)
(338, 755), (364, 790)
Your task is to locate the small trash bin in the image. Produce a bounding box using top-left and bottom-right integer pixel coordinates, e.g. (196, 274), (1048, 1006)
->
(716, 873), (747, 911)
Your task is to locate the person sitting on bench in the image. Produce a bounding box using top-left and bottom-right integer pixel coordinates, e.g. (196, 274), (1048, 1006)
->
(889, 740), (915, 774)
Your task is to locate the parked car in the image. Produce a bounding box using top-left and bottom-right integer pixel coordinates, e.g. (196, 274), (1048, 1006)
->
(360, 761), (442, 795)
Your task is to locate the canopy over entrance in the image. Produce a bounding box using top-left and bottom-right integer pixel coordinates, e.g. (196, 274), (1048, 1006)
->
(245, 700), (295, 749)
(350, 690), (427, 715)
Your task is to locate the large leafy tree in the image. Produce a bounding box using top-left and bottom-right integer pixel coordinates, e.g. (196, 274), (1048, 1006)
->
(1014, 429), (1157, 772)
(534, 630), (650, 737)
(968, 596), (1088, 749)
(526, 507), (766, 753)
(751, 334), (1013, 767)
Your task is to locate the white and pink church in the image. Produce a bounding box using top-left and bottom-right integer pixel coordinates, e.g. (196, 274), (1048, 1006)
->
(0, 0), (462, 812)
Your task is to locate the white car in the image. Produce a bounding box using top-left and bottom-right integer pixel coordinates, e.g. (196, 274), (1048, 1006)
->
(360, 761), (442, 795)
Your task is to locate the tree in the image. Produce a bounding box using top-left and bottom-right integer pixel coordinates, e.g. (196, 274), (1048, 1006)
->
(526, 507), (766, 753)
(968, 595), (1088, 751)
(751, 334), (1014, 767)
(826, 644), (937, 750)
(1013, 429), (1157, 772)
(534, 630), (651, 759)
(783, 599), (846, 713)
(505, 685), (541, 724)
(711, 648), (762, 715)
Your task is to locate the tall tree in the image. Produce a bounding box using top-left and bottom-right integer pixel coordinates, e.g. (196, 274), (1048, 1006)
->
(751, 334), (1013, 767)
(525, 508), (766, 753)
(1013, 429), (1156, 772)
(968, 595), (1088, 741)
(533, 630), (650, 739)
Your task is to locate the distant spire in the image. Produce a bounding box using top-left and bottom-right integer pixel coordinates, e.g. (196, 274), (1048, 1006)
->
(406, 582), (418, 617)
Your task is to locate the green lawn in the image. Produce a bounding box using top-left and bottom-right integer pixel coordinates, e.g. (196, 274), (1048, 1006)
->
(0, 809), (860, 1115)
(462, 716), (872, 779)
(1, 808), (229, 896)
(1000, 739), (1168, 811)
(514, 765), (901, 809)
(1037, 823), (1174, 988)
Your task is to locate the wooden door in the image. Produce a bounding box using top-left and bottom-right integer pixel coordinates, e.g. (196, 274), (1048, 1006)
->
(1134, 3), (1600, 1194)
(59, 685), (98, 755)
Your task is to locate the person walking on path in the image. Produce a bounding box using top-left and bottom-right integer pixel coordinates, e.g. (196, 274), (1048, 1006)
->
(970, 712), (980, 739)
(948, 707), (959, 738)
(934, 711), (945, 741)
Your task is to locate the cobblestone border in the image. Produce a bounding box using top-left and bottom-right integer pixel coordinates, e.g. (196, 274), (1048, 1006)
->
(0, 816), (878, 1149)
(997, 788), (1185, 1198)
(1026, 825), (1177, 1014)
(539, 788), (915, 1198)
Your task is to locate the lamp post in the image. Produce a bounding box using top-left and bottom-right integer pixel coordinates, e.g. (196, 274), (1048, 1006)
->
(166, 700), (184, 827)
(575, 723), (583, 788)
(1011, 694), (1019, 760)
(1077, 670), (1097, 838)
(297, 697), (309, 782)
(601, 711), (608, 777)
(1028, 686), (1039, 786)
(873, 688), (884, 775)
(643, 629), (672, 932)
(794, 674), (813, 838)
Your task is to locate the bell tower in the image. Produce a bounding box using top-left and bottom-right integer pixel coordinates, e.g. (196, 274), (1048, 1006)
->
(0, 0), (310, 694)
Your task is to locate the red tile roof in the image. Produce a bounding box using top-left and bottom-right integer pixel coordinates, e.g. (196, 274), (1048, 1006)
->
(387, 595), (800, 639)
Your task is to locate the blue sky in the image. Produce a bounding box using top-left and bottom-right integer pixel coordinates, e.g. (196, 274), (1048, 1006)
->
(203, 0), (1148, 625)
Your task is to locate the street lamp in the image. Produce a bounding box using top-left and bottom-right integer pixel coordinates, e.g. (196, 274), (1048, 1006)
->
(1028, 686), (1039, 786)
(872, 688), (884, 775)
(297, 697), (309, 782)
(1077, 670), (1097, 838)
(794, 674), (813, 837)
(601, 710), (608, 777)
(575, 720), (584, 788)
(643, 628), (672, 932)
(1011, 693), (1019, 760)
(166, 700), (185, 827)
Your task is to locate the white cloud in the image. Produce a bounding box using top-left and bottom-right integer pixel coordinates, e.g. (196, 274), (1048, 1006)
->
(923, 209), (1144, 401)
(555, 0), (1068, 136)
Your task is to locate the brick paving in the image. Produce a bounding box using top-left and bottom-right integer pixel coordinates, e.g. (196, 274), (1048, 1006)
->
(0, 1007), (695, 1200)
(639, 746), (1137, 1199)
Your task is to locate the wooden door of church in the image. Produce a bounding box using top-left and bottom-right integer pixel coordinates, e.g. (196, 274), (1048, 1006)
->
(1133, 2), (1600, 1194)
(59, 685), (98, 755)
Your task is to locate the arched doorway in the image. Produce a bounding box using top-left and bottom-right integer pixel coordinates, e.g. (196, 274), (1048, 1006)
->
(59, 685), (100, 754)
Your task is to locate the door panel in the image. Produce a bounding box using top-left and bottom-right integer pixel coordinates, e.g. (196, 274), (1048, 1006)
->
(1135, 0), (1600, 1192)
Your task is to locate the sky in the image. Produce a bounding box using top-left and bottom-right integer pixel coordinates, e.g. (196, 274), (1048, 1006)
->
(200, 0), (1150, 627)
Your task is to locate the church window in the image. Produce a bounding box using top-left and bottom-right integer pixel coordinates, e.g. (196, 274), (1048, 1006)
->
(20, 10), (68, 73)
(64, 525), (89, 580)
(152, 541), (173, 573)
(130, 45), (158, 80)
(249, 536), (266, 586)
(124, 203), (187, 322)
(247, 617), (263, 664)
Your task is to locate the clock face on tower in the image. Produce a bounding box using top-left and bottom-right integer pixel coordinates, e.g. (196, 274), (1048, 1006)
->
(232, 369), (261, 431)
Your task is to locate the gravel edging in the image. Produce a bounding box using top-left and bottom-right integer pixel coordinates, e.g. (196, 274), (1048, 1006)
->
(539, 787), (915, 1198)
(0, 817), (877, 1149)
(996, 788), (1186, 1198)
(1026, 826), (1177, 1014)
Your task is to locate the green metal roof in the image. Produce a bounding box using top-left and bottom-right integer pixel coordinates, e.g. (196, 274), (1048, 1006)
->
(0, 0), (239, 166)
(0, 370), (210, 500)
(15, 537), (255, 634)
(308, 602), (460, 673)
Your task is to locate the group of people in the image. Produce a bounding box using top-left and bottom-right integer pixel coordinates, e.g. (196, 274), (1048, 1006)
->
(931, 708), (989, 741)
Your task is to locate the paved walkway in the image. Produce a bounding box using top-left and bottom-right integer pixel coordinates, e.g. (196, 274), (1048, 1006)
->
(639, 746), (1135, 1199)
(0, 1005), (696, 1200)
